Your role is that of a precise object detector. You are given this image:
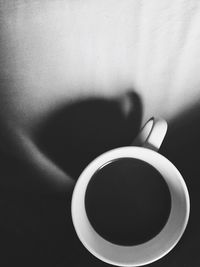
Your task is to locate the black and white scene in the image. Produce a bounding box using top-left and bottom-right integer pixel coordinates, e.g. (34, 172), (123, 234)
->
(0, 1), (199, 267)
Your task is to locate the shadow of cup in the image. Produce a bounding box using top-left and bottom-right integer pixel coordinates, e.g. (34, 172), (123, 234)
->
(0, 90), (143, 266)
(34, 91), (142, 180)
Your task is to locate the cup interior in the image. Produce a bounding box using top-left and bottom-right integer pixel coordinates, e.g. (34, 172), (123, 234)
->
(71, 146), (190, 267)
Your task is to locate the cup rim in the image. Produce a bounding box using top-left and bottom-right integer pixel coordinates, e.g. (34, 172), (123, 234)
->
(71, 146), (190, 266)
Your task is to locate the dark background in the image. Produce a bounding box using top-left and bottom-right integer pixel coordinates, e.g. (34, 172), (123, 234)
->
(0, 92), (199, 267)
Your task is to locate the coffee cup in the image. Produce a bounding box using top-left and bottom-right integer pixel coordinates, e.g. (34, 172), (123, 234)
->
(71, 117), (190, 266)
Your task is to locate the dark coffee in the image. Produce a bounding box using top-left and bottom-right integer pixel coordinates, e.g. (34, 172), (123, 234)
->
(85, 158), (171, 246)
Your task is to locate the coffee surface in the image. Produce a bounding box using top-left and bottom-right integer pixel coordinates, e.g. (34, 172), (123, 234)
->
(85, 158), (171, 246)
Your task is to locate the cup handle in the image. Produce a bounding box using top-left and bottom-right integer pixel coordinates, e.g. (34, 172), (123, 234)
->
(132, 117), (168, 152)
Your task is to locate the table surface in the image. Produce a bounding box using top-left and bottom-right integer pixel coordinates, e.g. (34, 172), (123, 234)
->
(0, 109), (199, 267)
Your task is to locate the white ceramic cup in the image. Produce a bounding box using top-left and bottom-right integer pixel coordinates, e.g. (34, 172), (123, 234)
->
(71, 117), (190, 267)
